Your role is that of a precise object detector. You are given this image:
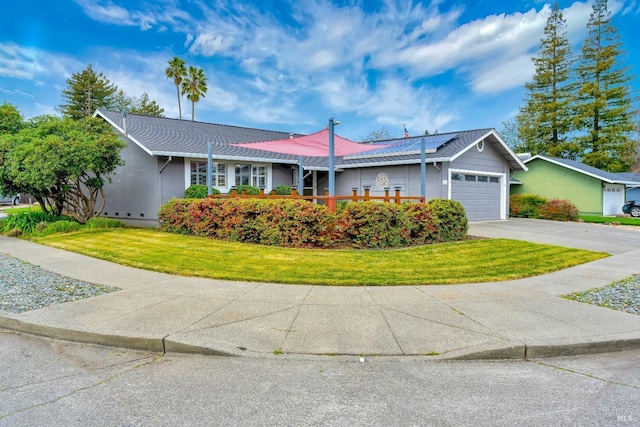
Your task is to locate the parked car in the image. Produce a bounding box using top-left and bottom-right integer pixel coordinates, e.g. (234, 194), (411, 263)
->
(622, 200), (640, 218)
(0, 193), (20, 206)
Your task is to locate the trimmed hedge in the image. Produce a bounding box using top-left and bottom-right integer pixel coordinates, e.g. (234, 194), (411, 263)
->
(404, 203), (440, 244)
(233, 185), (260, 195)
(510, 194), (579, 222)
(337, 202), (411, 248)
(427, 199), (468, 242)
(510, 193), (547, 218)
(538, 199), (579, 221)
(275, 185), (292, 195)
(159, 198), (469, 249)
(185, 184), (221, 199)
(160, 198), (333, 248)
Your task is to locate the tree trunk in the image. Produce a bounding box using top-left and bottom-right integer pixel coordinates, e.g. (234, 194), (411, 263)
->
(176, 84), (182, 120)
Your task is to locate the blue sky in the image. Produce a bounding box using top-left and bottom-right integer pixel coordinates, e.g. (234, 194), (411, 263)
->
(0, 0), (638, 141)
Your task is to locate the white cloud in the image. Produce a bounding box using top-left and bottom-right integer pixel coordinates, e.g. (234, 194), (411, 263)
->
(47, 1), (630, 131)
(470, 54), (536, 94)
(0, 43), (81, 80)
(73, 0), (189, 31)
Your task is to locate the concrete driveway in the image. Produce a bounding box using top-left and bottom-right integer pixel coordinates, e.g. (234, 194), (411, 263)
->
(469, 218), (640, 255)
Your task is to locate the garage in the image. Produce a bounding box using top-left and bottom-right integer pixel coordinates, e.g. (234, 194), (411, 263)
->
(603, 183), (625, 216)
(450, 172), (503, 221)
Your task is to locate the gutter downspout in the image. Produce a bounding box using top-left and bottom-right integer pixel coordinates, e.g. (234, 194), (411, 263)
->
(158, 156), (173, 208)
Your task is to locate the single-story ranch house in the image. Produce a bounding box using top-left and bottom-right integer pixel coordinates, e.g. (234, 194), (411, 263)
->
(95, 110), (526, 225)
(511, 155), (640, 216)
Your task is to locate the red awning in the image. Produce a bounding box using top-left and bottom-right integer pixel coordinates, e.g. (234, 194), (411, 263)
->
(232, 128), (387, 157)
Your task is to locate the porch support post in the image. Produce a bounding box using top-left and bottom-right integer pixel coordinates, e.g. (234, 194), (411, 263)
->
(207, 141), (213, 196)
(420, 138), (427, 202)
(298, 156), (304, 196)
(328, 118), (337, 212)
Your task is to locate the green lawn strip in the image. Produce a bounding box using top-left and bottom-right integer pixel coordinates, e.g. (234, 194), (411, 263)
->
(579, 215), (640, 226)
(33, 228), (608, 286)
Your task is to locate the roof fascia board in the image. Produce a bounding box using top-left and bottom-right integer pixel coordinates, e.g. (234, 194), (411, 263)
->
(338, 157), (450, 169)
(151, 150), (299, 165)
(345, 148), (437, 160)
(94, 110), (154, 156)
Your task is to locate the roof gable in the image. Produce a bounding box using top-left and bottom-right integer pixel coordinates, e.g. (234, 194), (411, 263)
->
(524, 155), (640, 185)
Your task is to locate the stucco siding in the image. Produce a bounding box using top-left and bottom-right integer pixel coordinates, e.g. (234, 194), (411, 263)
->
(159, 157), (186, 205)
(336, 164), (442, 200)
(101, 136), (160, 223)
(512, 159), (603, 215)
(453, 141), (508, 174)
(271, 164), (295, 189)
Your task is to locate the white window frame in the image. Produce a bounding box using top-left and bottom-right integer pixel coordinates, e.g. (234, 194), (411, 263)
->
(185, 159), (234, 191)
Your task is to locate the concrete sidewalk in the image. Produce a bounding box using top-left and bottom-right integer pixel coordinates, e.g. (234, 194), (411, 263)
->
(1, 219), (640, 359)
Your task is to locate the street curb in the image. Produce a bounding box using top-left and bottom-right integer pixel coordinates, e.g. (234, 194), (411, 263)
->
(0, 315), (165, 353)
(4, 313), (640, 360)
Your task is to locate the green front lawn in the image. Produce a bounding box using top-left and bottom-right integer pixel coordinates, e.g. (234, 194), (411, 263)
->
(32, 228), (608, 286)
(579, 215), (640, 226)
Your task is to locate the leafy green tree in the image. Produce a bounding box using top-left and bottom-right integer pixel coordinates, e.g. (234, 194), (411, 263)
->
(181, 66), (208, 121)
(0, 115), (125, 222)
(130, 92), (165, 117)
(166, 56), (187, 120)
(58, 65), (118, 119)
(0, 101), (24, 134)
(515, 3), (574, 158)
(572, 0), (638, 172)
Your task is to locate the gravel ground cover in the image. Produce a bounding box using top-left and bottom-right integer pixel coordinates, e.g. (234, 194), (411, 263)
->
(564, 274), (640, 315)
(0, 253), (119, 314)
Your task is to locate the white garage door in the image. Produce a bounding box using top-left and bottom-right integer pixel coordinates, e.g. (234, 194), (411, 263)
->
(603, 183), (625, 216)
(450, 172), (502, 221)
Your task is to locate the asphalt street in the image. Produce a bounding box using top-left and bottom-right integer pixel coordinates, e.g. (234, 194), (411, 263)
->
(1, 330), (638, 426)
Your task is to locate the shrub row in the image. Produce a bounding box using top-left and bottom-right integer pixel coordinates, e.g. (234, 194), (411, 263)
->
(158, 198), (468, 249)
(2, 211), (127, 236)
(510, 193), (579, 221)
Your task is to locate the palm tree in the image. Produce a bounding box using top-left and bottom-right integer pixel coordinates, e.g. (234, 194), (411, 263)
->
(165, 57), (186, 119)
(181, 66), (208, 121)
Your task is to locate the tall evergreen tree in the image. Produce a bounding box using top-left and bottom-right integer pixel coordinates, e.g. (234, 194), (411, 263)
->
(572, 0), (637, 172)
(515, 3), (574, 157)
(166, 57), (187, 120)
(113, 89), (132, 113)
(181, 66), (208, 121)
(130, 92), (165, 117)
(58, 65), (118, 119)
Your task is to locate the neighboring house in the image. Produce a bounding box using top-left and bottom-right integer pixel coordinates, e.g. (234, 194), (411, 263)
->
(511, 155), (640, 216)
(95, 110), (526, 225)
(617, 172), (640, 201)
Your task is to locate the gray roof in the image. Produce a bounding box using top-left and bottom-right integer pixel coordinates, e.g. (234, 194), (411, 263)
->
(526, 155), (640, 185)
(97, 110), (525, 171)
(339, 129), (526, 171)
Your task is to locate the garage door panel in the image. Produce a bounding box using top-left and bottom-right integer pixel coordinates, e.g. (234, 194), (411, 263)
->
(451, 174), (501, 221)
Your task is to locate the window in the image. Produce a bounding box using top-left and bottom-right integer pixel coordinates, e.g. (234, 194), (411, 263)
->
(252, 165), (267, 188)
(190, 161), (226, 186)
(190, 161), (207, 185)
(477, 175), (488, 182)
(451, 173), (462, 181)
(464, 174), (476, 182)
(235, 164), (251, 186)
(489, 176), (499, 183)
